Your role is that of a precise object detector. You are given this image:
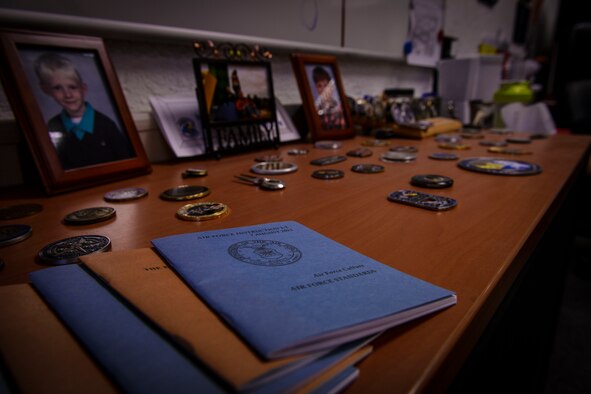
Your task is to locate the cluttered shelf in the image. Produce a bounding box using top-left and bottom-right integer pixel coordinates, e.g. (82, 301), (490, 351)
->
(1, 133), (590, 393)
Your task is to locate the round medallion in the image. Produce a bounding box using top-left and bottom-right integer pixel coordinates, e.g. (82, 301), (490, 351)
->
(182, 168), (208, 178)
(487, 146), (532, 155)
(351, 164), (385, 174)
(314, 140), (342, 149)
(380, 151), (416, 163)
(176, 202), (229, 221)
(287, 149), (309, 155)
(346, 148), (373, 158)
(64, 207), (116, 225)
(389, 145), (418, 153)
(251, 162), (298, 175)
(0, 203), (43, 220)
(312, 169), (345, 179)
(410, 174), (454, 188)
(228, 240), (302, 266)
(104, 187), (148, 202)
(438, 142), (471, 150)
(428, 152), (459, 161)
(255, 155), (282, 162)
(479, 140), (508, 147)
(0, 224), (32, 247)
(160, 185), (211, 201)
(458, 157), (542, 176)
(38, 235), (111, 265)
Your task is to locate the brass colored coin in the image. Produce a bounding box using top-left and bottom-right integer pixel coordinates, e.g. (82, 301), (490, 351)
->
(176, 202), (229, 221)
(438, 142), (471, 150)
(38, 235), (111, 265)
(64, 207), (116, 225)
(0, 224), (32, 247)
(182, 168), (208, 178)
(488, 147), (532, 155)
(160, 185), (211, 201)
(0, 203), (43, 220)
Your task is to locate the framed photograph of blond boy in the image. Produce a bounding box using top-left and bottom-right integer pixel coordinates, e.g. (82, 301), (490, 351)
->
(290, 53), (354, 141)
(0, 30), (150, 194)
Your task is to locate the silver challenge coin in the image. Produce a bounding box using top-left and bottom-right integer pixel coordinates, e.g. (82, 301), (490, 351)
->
(104, 187), (148, 202)
(314, 140), (342, 149)
(64, 207), (116, 225)
(380, 151), (416, 163)
(0, 224), (32, 247)
(38, 235), (111, 265)
(251, 162), (298, 175)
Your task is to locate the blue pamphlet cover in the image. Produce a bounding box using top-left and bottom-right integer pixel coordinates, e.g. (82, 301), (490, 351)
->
(29, 264), (224, 394)
(152, 221), (457, 359)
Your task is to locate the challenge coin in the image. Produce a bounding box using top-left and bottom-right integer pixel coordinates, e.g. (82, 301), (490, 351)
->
(64, 207), (116, 225)
(104, 187), (148, 202)
(38, 235), (111, 265)
(389, 145), (418, 153)
(487, 147), (532, 155)
(438, 142), (470, 150)
(346, 148), (373, 158)
(435, 134), (462, 144)
(380, 151), (416, 163)
(429, 152), (458, 161)
(182, 168), (208, 178)
(410, 174), (453, 188)
(312, 169), (345, 179)
(310, 155), (347, 166)
(251, 162), (298, 175)
(458, 157), (542, 176)
(0, 203), (43, 220)
(287, 149), (309, 155)
(160, 185), (211, 201)
(0, 224), (32, 247)
(314, 140), (342, 149)
(387, 190), (457, 211)
(176, 202), (229, 221)
(255, 155), (282, 162)
(351, 164), (385, 174)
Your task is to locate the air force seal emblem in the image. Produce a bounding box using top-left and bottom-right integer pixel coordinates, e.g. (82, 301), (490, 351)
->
(228, 240), (302, 266)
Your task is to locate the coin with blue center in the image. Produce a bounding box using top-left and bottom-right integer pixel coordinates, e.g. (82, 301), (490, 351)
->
(429, 152), (459, 161)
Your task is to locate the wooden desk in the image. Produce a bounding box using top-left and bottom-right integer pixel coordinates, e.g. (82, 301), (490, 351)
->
(1, 134), (590, 393)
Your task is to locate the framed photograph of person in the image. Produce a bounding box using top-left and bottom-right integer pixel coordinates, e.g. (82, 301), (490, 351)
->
(193, 55), (280, 156)
(290, 53), (354, 141)
(0, 30), (151, 194)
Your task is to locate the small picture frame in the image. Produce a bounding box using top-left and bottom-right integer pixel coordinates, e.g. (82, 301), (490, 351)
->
(0, 30), (151, 194)
(290, 53), (354, 141)
(192, 44), (280, 156)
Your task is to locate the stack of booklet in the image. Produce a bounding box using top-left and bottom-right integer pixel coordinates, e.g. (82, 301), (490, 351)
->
(0, 221), (456, 393)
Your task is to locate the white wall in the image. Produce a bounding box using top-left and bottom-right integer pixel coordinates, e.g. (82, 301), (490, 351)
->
(0, 1), (518, 186)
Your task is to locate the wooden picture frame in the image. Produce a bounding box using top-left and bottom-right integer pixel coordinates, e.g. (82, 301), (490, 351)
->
(0, 30), (151, 194)
(290, 53), (354, 141)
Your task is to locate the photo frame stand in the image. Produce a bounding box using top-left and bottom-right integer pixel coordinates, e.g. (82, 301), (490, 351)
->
(193, 41), (280, 158)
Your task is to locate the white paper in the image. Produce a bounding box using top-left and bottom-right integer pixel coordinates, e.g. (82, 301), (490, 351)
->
(406, 0), (444, 67)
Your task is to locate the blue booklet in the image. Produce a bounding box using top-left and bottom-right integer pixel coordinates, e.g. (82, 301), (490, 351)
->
(29, 264), (224, 394)
(152, 221), (457, 359)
